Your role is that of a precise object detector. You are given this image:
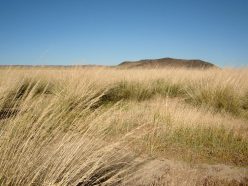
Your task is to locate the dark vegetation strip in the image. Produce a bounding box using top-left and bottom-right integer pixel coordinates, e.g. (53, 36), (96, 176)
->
(4, 78), (247, 118)
(99, 80), (183, 103)
(99, 80), (248, 118)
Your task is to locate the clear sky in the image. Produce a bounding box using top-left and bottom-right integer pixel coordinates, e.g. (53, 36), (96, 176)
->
(0, 0), (248, 67)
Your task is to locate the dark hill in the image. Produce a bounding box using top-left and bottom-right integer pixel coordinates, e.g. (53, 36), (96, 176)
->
(118, 58), (217, 69)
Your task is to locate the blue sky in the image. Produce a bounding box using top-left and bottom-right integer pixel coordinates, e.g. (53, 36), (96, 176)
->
(0, 0), (248, 67)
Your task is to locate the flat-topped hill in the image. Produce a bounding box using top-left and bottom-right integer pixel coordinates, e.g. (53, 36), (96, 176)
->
(118, 58), (217, 69)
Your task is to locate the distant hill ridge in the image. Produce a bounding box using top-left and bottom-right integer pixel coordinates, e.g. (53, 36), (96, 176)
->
(118, 58), (216, 69)
(0, 58), (217, 69)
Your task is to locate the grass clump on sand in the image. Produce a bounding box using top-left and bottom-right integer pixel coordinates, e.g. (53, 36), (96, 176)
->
(143, 126), (248, 166)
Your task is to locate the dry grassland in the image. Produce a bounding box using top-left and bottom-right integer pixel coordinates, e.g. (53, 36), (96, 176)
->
(0, 67), (247, 185)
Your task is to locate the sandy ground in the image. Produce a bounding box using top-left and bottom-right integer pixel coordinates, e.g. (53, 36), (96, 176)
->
(122, 158), (248, 186)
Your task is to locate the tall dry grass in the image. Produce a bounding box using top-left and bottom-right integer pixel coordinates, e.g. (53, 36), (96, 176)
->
(0, 67), (247, 185)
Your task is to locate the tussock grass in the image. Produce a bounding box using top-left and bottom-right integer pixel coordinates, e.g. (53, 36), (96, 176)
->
(0, 78), (54, 120)
(142, 126), (248, 165)
(100, 81), (154, 103)
(100, 74), (248, 118)
(241, 91), (248, 110)
(0, 67), (247, 185)
(0, 81), (138, 185)
(100, 79), (184, 105)
(185, 85), (242, 115)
